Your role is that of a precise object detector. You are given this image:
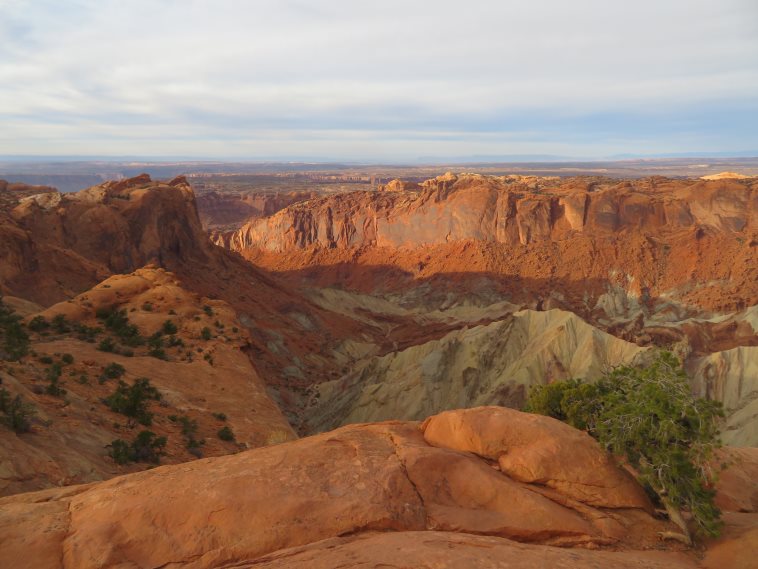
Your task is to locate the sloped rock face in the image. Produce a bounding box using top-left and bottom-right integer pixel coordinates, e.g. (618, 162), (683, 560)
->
(0, 268), (295, 496)
(690, 346), (758, 446)
(0, 407), (684, 569)
(306, 308), (647, 432)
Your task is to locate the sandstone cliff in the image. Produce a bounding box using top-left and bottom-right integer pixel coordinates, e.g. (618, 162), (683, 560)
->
(218, 174), (758, 313)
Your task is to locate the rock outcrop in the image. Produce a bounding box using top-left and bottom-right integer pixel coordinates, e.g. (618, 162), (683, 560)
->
(0, 407), (697, 569)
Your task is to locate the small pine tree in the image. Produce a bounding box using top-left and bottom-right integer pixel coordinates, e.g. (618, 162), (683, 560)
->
(525, 352), (724, 544)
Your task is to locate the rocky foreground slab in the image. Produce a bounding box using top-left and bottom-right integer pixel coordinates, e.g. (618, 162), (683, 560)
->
(2, 406), (756, 568)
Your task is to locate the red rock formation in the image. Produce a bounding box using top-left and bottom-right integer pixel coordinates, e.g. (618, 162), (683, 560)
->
(216, 174), (758, 313)
(0, 407), (702, 569)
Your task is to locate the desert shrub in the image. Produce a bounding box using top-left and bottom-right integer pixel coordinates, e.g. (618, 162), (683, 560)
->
(61, 353), (74, 365)
(202, 305), (213, 316)
(97, 338), (116, 353)
(178, 415), (204, 450)
(147, 333), (167, 360)
(141, 302), (153, 312)
(161, 320), (178, 335)
(105, 378), (161, 426)
(28, 316), (49, 332)
(525, 352), (724, 543)
(38, 355), (54, 365)
(200, 327), (212, 341)
(0, 298), (30, 361)
(107, 438), (133, 464)
(45, 363), (66, 397)
(99, 362), (126, 383)
(131, 430), (167, 463)
(217, 425), (235, 442)
(73, 323), (101, 342)
(0, 388), (36, 433)
(148, 347), (167, 360)
(212, 412), (227, 421)
(51, 314), (70, 334)
(96, 307), (144, 346)
(108, 430), (167, 464)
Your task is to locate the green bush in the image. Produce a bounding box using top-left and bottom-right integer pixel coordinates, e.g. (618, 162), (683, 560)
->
(131, 430), (167, 463)
(97, 338), (116, 353)
(212, 412), (227, 421)
(105, 378), (161, 426)
(217, 425), (235, 442)
(200, 327), (212, 341)
(73, 323), (101, 342)
(45, 363), (66, 397)
(61, 353), (74, 365)
(96, 307), (144, 347)
(107, 430), (167, 464)
(0, 298), (30, 361)
(161, 320), (178, 335)
(51, 314), (70, 334)
(178, 415), (204, 450)
(28, 316), (49, 332)
(99, 362), (126, 383)
(525, 352), (724, 543)
(107, 438), (133, 465)
(0, 388), (35, 433)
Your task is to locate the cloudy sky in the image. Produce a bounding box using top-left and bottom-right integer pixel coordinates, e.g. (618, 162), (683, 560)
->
(1, 0), (757, 160)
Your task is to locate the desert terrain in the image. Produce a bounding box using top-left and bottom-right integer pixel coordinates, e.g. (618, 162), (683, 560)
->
(0, 169), (756, 568)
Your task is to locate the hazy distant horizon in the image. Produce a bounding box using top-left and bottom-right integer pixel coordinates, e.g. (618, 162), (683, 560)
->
(1, 151), (758, 167)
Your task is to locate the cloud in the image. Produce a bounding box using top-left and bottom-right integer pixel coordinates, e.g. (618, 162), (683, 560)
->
(0, 0), (757, 158)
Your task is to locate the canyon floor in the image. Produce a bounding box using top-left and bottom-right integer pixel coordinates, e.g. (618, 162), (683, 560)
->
(0, 171), (756, 568)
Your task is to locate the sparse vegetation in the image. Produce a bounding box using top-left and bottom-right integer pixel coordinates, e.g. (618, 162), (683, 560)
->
(28, 316), (49, 333)
(107, 430), (167, 465)
(212, 412), (227, 421)
(99, 362), (126, 384)
(177, 414), (204, 453)
(217, 425), (235, 442)
(96, 307), (144, 347)
(161, 320), (178, 335)
(200, 327), (212, 341)
(0, 298), (30, 361)
(73, 323), (102, 342)
(45, 362), (66, 397)
(525, 352), (724, 543)
(202, 305), (214, 317)
(0, 387), (36, 433)
(51, 314), (70, 334)
(105, 378), (161, 426)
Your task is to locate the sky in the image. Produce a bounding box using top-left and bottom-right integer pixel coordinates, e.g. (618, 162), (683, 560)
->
(1, 0), (757, 161)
